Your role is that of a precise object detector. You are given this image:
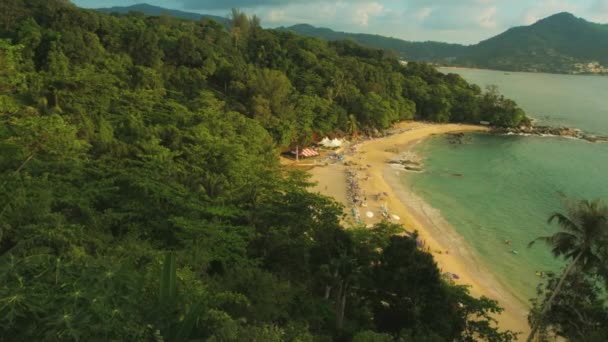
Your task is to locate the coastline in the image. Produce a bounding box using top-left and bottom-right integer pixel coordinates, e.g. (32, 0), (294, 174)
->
(439, 65), (608, 77)
(307, 122), (530, 337)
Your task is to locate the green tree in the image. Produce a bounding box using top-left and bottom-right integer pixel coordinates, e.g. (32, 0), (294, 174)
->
(526, 199), (608, 342)
(0, 40), (25, 94)
(127, 27), (163, 67)
(529, 272), (608, 341)
(0, 0), (26, 31)
(359, 92), (395, 130)
(370, 235), (456, 338)
(16, 17), (42, 62)
(0, 2), (530, 339)
(229, 8), (250, 49)
(347, 114), (359, 137)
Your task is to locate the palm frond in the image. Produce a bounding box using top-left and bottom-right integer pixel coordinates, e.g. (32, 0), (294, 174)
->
(528, 236), (552, 248)
(536, 197), (608, 263)
(547, 212), (580, 234)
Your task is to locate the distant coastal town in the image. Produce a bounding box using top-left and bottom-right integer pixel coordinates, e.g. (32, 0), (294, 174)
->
(572, 61), (608, 74)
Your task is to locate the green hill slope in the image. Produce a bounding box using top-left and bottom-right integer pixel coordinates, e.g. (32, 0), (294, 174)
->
(458, 12), (608, 73)
(91, 4), (608, 74)
(282, 24), (468, 61)
(0, 0), (527, 340)
(95, 3), (229, 26)
(286, 13), (608, 74)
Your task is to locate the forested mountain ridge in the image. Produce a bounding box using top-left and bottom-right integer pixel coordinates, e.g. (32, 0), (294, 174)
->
(459, 12), (608, 73)
(95, 3), (230, 26)
(282, 23), (469, 62)
(0, 0), (524, 340)
(285, 12), (608, 74)
(93, 4), (607, 74)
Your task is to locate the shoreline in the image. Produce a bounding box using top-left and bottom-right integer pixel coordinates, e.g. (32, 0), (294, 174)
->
(439, 65), (608, 77)
(307, 122), (530, 337)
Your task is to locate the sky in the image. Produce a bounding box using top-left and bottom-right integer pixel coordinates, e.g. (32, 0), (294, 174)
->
(73, 0), (608, 44)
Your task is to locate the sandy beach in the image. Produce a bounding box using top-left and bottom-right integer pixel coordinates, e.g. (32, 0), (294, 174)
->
(307, 121), (530, 337)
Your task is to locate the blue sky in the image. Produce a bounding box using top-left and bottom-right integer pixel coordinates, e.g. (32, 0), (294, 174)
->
(73, 0), (608, 44)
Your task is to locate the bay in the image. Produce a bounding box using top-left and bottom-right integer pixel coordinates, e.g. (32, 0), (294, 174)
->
(404, 68), (608, 304)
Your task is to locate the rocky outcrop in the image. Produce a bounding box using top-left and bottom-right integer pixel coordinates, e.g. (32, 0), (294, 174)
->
(446, 132), (473, 144)
(388, 160), (423, 172)
(388, 152), (424, 172)
(493, 125), (608, 143)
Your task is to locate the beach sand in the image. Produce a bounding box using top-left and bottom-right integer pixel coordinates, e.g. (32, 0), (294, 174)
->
(308, 122), (530, 337)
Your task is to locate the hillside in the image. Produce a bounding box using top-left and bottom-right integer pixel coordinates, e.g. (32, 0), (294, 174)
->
(92, 4), (608, 74)
(458, 12), (608, 73)
(285, 13), (608, 74)
(95, 3), (229, 26)
(282, 24), (468, 61)
(0, 0), (528, 340)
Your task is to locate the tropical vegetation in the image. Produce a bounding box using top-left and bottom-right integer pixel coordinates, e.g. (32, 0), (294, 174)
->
(0, 0), (533, 340)
(527, 199), (608, 341)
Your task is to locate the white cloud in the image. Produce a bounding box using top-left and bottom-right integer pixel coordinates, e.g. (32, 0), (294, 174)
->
(479, 6), (498, 28)
(267, 9), (288, 23)
(262, 1), (386, 28)
(353, 2), (384, 26)
(263, 2), (342, 25)
(416, 7), (432, 20)
(73, 0), (605, 44)
(176, 0), (376, 10)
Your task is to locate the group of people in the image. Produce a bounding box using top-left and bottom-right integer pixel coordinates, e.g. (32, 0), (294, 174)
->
(346, 168), (367, 207)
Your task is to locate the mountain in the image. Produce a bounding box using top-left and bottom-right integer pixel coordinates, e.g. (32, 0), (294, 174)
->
(283, 24), (468, 62)
(93, 4), (608, 75)
(285, 13), (608, 74)
(95, 3), (229, 26)
(459, 12), (608, 73)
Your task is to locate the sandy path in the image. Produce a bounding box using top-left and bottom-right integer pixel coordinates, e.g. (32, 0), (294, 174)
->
(308, 122), (530, 337)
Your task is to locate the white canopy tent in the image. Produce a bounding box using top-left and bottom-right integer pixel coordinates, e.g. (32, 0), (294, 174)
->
(319, 137), (343, 148)
(330, 138), (342, 147)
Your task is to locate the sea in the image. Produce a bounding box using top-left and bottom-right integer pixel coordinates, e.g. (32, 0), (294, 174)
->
(403, 67), (608, 305)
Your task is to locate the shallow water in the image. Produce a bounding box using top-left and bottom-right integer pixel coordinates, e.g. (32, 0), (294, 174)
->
(404, 68), (608, 304)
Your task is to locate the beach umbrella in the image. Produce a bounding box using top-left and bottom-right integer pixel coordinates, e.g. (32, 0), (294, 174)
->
(366, 211), (374, 218)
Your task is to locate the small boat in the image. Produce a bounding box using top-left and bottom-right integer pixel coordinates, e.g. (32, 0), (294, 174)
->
(511, 250), (518, 255)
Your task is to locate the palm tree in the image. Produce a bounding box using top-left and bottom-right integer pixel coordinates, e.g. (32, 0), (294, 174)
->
(347, 114), (359, 137)
(526, 198), (608, 342)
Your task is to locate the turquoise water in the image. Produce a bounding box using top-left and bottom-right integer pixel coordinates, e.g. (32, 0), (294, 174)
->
(404, 68), (608, 304)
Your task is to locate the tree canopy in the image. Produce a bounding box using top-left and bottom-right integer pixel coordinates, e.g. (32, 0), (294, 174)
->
(0, 1), (524, 340)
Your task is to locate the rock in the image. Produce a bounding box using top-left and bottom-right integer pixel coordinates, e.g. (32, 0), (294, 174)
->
(492, 124), (592, 140)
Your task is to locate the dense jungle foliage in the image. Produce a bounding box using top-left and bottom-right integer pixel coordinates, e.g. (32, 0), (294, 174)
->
(0, 0), (527, 340)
